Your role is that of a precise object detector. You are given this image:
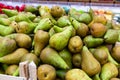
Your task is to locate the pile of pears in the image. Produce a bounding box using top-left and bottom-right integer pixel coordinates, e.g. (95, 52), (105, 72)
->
(0, 4), (120, 80)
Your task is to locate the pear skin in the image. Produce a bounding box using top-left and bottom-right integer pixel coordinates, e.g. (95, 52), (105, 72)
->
(34, 30), (50, 56)
(81, 46), (101, 76)
(0, 48), (29, 64)
(2, 9), (18, 17)
(40, 47), (69, 69)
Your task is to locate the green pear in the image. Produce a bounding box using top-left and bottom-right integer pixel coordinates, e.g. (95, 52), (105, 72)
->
(15, 12), (31, 23)
(83, 35), (104, 48)
(40, 47), (69, 69)
(70, 17), (89, 37)
(65, 69), (92, 80)
(97, 46), (119, 66)
(100, 62), (118, 80)
(34, 30), (50, 56)
(24, 5), (37, 13)
(0, 37), (17, 57)
(0, 25), (15, 36)
(81, 46), (101, 76)
(6, 33), (32, 49)
(2, 9), (18, 17)
(8, 16), (16, 21)
(0, 18), (11, 26)
(34, 18), (53, 33)
(0, 14), (8, 18)
(59, 49), (72, 69)
(104, 29), (119, 44)
(9, 21), (19, 30)
(72, 53), (82, 68)
(33, 16), (41, 23)
(57, 16), (71, 27)
(92, 73), (101, 80)
(68, 36), (83, 53)
(25, 12), (36, 21)
(110, 78), (120, 80)
(0, 48), (29, 64)
(49, 26), (73, 51)
(16, 21), (36, 34)
(105, 20), (112, 29)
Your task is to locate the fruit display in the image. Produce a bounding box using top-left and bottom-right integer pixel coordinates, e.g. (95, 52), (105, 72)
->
(0, 2), (120, 80)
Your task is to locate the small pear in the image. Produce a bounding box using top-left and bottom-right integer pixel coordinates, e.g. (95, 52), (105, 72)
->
(2, 9), (18, 17)
(81, 46), (101, 76)
(0, 18), (11, 26)
(68, 36), (83, 53)
(100, 62), (118, 80)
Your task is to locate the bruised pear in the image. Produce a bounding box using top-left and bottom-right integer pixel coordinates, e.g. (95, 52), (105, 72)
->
(68, 36), (83, 53)
(37, 64), (56, 80)
(34, 30), (50, 56)
(51, 5), (64, 18)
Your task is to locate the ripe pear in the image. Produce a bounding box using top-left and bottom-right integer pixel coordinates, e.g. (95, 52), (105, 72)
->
(40, 47), (69, 69)
(100, 62), (118, 80)
(81, 46), (101, 76)
(37, 64), (56, 80)
(92, 48), (108, 65)
(72, 53), (82, 68)
(110, 78), (120, 80)
(111, 45), (120, 62)
(90, 23), (107, 37)
(6, 33), (32, 49)
(0, 37), (17, 57)
(68, 36), (83, 53)
(2, 9), (18, 17)
(0, 14), (8, 18)
(34, 30), (50, 56)
(0, 48), (29, 64)
(48, 27), (55, 37)
(51, 5), (64, 18)
(49, 26), (73, 51)
(21, 53), (40, 66)
(5, 64), (18, 75)
(9, 21), (19, 30)
(0, 18), (11, 26)
(24, 5), (37, 13)
(65, 69), (92, 80)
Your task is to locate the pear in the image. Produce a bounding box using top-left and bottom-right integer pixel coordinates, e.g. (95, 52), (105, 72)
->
(51, 5), (64, 18)
(5, 64), (18, 75)
(34, 30), (50, 56)
(72, 53), (82, 68)
(25, 12), (36, 21)
(37, 64), (56, 80)
(21, 53), (40, 66)
(111, 45), (120, 62)
(90, 23), (107, 37)
(2, 9), (18, 17)
(49, 26), (73, 51)
(33, 16), (41, 23)
(65, 69), (92, 80)
(34, 18), (53, 33)
(56, 70), (67, 80)
(100, 62), (118, 80)
(6, 33), (32, 49)
(0, 37), (17, 57)
(97, 46), (119, 66)
(40, 47), (69, 69)
(92, 73), (101, 80)
(83, 35), (104, 48)
(8, 16), (16, 21)
(104, 29), (119, 44)
(112, 20), (120, 30)
(59, 49), (72, 69)
(78, 13), (92, 24)
(70, 17), (89, 37)
(0, 24), (15, 36)
(57, 16), (71, 27)
(24, 5), (37, 13)
(81, 46), (101, 76)
(106, 20), (112, 29)
(9, 21), (19, 30)
(92, 48), (108, 65)
(0, 14), (8, 18)
(0, 48), (29, 64)
(68, 36), (83, 53)
(16, 21), (36, 34)
(0, 18), (11, 26)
